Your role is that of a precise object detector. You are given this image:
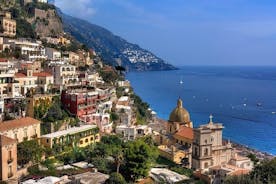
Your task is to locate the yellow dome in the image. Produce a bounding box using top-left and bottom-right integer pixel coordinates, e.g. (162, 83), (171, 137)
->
(169, 98), (190, 123)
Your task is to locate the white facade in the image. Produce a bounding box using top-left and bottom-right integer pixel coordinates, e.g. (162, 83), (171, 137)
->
(45, 47), (61, 60)
(52, 64), (79, 87)
(10, 39), (46, 60)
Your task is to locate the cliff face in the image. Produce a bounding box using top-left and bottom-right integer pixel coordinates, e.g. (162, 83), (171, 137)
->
(58, 10), (177, 71)
(30, 8), (63, 37)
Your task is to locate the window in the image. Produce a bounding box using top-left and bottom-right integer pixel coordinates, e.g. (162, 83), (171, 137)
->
(8, 150), (12, 160)
(24, 129), (27, 137)
(80, 140), (83, 144)
(8, 165), (12, 176)
(204, 162), (209, 168)
(90, 137), (94, 141)
(29, 81), (31, 85)
(85, 138), (88, 143)
(204, 148), (208, 156)
(46, 139), (49, 143)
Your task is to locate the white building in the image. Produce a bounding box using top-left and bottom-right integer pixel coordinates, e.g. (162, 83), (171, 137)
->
(0, 59), (20, 98)
(51, 63), (79, 88)
(116, 124), (152, 140)
(45, 47), (61, 60)
(10, 39), (46, 60)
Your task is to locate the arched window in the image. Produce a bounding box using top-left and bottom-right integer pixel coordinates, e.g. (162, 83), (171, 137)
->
(204, 162), (209, 168)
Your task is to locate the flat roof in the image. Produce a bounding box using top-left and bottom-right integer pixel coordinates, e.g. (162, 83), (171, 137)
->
(118, 96), (129, 102)
(40, 125), (97, 139)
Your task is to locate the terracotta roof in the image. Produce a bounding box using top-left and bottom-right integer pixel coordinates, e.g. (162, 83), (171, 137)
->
(174, 125), (194, 140)
(15, 73), (27, 78)
(229, 169), (250, 176)
(0, 117), (40, 132)
(0, 134), (16, 146)
(33, 72), (52, 77)
(0, 58), (8, 62)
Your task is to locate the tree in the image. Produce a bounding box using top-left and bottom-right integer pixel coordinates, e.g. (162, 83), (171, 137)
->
(123, 139), (158, 181)
(17, 140), (44, 166)
(247, 153), (259, 165)
(224, 175), (262, 184)
(114, 150), (124, 174)
(250, 158), (276, 184)
(105, 172), (127, 184)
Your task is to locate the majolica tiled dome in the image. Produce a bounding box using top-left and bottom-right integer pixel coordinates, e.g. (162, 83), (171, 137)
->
(169, 98), (190, 123)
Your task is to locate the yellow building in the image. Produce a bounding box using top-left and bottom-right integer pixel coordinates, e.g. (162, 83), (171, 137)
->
(15, 70), (38, 95)
(0, 117), (41, 143)
(40, 125), (100, 152)
(0, 12), (16, 37)
(0, 135), (17, 181)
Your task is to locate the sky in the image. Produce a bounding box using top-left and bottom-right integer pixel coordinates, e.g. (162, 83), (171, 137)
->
(56, 0), (276, 66)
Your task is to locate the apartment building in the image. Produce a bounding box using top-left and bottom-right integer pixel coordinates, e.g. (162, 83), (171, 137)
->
(0, 12), (16, 37)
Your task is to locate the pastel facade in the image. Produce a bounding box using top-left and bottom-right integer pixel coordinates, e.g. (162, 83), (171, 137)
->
(0, 12), (16, 37)
(40, 125), (100, 152)
(0, 117), (40, 143)
(33, 71), (54, 93)
(0, 135), (17, 181)
(15, 70), (38, 95)
(192, 119), (233, 171)
(51, 64), (79, 87)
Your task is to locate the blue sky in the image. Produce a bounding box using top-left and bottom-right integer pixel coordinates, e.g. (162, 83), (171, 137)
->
(56, 0), (276, 66)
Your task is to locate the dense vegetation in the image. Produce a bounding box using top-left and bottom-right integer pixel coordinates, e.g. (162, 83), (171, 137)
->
(28, 135), (158, 183)
(17, 140), (44, 166)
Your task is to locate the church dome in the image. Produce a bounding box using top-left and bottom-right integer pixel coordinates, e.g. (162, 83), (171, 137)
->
(169, 98), (190, 123)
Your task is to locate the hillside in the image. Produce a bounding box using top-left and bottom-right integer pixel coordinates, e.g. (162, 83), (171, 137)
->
(58, 10), (177, 71)
(7, 1), (63, 38)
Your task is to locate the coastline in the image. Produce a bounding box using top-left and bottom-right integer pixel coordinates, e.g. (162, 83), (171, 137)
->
(227, 139), (275, 160)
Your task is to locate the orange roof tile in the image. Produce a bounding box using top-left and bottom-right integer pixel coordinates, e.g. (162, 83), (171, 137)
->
(174, 125), (194, 140)
(0, 58), (8, 62)
(229, 169), (250, 176)
(0, 134), (16, 146)
(0, 117), (40, 132)
(14, 73), (26, 78)
(33, 72), (52, 77)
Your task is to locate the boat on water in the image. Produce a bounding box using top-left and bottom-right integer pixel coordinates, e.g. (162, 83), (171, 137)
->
(256, 102), (262, 107)
(180, 80), (183, 84)
(272, 112), (276, 114)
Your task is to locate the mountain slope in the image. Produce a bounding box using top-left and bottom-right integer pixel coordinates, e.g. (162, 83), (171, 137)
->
(59, 10), (177, 71)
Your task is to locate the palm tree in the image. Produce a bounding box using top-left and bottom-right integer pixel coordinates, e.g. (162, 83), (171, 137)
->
(114, 150), (124, 174)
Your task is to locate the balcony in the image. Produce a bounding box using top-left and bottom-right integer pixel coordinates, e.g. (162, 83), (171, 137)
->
(7, 158), (13, 164)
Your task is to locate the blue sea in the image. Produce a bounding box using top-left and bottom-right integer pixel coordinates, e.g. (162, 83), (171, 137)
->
(126, 66), (276, 155)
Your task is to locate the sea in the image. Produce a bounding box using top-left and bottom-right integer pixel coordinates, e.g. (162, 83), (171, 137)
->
(126, 66), (276, 155)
